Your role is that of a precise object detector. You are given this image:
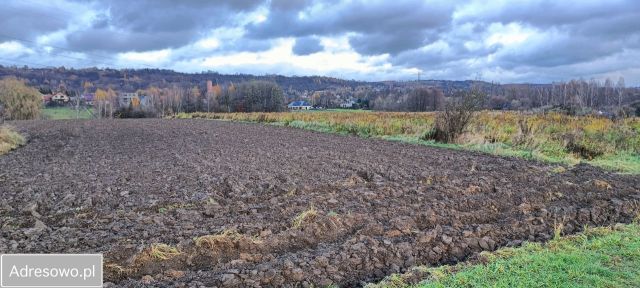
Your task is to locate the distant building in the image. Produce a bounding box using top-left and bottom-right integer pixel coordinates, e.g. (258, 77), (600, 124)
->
(118, 92), (138, 107)
(118, 92), (152, 108)
(51, 92), (69, 103)
(288, 100), (312, 110)
(339, 99), (356, 109)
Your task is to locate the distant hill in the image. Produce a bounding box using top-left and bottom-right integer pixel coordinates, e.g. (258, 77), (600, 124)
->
(0, 66), (381, 94)
(0, 65), (541, 95)
(2, 65), (637, 113)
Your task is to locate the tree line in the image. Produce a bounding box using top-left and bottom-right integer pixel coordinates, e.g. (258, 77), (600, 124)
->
(103, 80), (286, 118)
(483, 77), (633, 112)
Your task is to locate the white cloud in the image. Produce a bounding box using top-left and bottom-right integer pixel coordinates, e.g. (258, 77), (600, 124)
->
(182, 37), (412, 80)
(118, 49), (171, 64)
(0, 41), (34, 57)
(485, 23), (534, 47)
(195, 38), (221, 50)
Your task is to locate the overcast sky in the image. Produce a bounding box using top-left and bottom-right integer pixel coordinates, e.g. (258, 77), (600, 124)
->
(1, 0), (639, 85)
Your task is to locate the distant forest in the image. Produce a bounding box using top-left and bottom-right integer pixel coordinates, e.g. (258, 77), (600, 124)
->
(1, 65), (639, 115)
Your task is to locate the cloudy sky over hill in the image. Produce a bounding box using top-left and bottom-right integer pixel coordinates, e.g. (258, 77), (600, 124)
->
(1, 0), (639, 84)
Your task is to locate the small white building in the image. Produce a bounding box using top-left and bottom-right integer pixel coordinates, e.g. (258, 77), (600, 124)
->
(288, 101), (312, 110)
(51, 92), (70, 103)
(339, 99), (356, 109)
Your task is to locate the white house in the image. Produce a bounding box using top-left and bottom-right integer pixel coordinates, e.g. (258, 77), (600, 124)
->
(339, 99), (356, 108)
(288, 101), (313, 110)
(51, 92), (70, 103)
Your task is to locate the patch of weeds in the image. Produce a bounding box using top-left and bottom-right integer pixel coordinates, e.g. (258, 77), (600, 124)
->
(554, 221), (565, 240)
(174, 113), (192, 119)
(588, 153), (640, 174)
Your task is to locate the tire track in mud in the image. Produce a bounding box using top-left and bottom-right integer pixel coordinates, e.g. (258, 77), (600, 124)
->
(0, 119), (638, 287)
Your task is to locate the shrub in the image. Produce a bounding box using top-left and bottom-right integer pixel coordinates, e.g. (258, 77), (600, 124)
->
(428, 89), (486, 143)
(0, 77), (41, 120)
(563, 132), (607, 159)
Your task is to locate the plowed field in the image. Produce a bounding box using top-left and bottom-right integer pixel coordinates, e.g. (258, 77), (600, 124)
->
(1, 119), (638, 287)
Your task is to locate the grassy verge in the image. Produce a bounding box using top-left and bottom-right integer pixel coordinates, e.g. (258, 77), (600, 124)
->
(369, 223), (640, 288)
(176, 111), (640, 173)
(0, 126), (25, 155)
(41, 107), (93, 120)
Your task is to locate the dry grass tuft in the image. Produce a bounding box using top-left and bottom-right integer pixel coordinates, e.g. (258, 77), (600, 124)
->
(0, 126), (25, 155)
(195, 230), (241, 249)
(148, 243), (181, 260)
(194, 229), (262, 250)
(104, 263), (132, 277)
(292, 206), (318, 228)
(593, 179), (612, 190)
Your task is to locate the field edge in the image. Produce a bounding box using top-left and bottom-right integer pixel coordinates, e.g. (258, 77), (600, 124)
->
(172, 113), (640, 174)
(367, 222), (640, 288)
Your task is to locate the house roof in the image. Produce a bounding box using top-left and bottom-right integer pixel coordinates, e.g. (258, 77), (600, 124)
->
(288, 101), (311, 107)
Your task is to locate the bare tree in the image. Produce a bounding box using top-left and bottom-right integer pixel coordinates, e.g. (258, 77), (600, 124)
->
(616, 76), (625, 109)
(427, 87), (486, 143)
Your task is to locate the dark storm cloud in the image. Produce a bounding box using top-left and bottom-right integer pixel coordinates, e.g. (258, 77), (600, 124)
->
(451, 0), (640, 68)
(348, 30), (436, 56)
(392, 38), (501, 69)
(458, 0), (640, 29)
(292, 37), (323, 55)
(63, 0), (264, 52)
(66, 28), (194, 53)
(497, 35), (627, 69)
(0, 1), (69, 39)
(247, 0), (454, 54)
(269, 0), (315, 11)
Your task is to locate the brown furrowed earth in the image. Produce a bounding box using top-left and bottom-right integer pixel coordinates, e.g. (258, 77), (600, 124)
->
(1, 119), (639, 287)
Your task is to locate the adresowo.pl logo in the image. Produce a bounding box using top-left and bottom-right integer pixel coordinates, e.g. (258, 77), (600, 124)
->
(1, 254), (102, 288)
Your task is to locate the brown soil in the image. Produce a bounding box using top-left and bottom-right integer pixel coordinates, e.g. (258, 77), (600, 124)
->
(1, 119), (639, 287)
